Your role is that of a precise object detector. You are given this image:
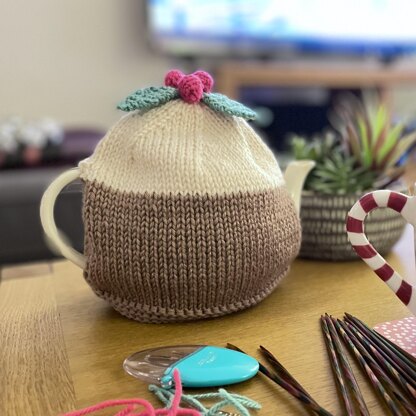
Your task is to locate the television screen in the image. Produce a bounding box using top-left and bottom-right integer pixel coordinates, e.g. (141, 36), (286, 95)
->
(147, 0), (416, 58)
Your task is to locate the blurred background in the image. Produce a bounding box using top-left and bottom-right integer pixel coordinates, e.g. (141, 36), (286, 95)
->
(2, 0), (416, 265)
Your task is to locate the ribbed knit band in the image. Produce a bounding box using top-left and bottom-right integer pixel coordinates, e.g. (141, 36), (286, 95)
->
(82, 181), (301, 323)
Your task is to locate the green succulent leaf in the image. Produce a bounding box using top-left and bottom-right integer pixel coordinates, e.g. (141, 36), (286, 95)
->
(358, 116), (372, 168)
(346, 122), (361, 161)
(117, 86), (179, 112)
(372, 105), (388, 145)
(376, 122), (403, 164)
(202, 93), (257, 120)
(291, 136), (316, 160)
(386, 130), (416, 168)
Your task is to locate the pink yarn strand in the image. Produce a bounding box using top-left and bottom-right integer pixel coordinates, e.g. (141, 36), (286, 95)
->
(115, 405), (134, 416)
(61, 399), (156, 416)
(155, 370), (200, 416)
(169, 369), (183, 413)
(60, 369), (200, 416)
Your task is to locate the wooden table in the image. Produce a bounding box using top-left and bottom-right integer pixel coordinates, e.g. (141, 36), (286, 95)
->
(1, 229), (414, 416)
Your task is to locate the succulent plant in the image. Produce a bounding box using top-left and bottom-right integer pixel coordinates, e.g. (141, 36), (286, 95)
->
(290, 94), (416, 195)
(331, 93), (416, 181)
(291, 131), (336, 162)
(291, 134), (376, 194)
(307, 153), (377, 195)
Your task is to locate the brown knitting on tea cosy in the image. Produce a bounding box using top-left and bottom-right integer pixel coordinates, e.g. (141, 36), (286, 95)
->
(78, 70), (301, 323)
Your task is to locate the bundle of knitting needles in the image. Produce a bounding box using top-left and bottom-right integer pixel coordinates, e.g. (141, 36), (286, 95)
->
(228, 313), (416, 415)
(320, 313), (416, 416)
(227, 343), (334, 416)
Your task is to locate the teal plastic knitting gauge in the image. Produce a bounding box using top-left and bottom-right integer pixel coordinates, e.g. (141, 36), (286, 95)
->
(123, 345), (259, 388)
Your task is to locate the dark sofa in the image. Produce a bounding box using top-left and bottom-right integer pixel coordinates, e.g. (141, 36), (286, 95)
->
(0, 129), (103, 264)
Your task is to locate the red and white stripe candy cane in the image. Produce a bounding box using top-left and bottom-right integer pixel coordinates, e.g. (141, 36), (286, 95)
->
(346, 190), (416, 315)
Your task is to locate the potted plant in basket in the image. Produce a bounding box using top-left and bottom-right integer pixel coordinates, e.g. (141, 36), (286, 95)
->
(291, 95), (416, 260)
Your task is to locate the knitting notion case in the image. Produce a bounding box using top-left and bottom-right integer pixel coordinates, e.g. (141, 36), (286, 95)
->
(40, 70), (303, 323)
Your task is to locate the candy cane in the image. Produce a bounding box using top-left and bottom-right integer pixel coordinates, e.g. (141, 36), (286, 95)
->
(346, 190), (416, 315)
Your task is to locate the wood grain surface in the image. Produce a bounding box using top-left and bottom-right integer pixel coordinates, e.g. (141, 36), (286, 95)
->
(0, 273), (76, 415)
(0, 231), (414, 415)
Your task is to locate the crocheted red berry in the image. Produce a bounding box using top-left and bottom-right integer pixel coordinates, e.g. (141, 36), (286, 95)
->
(193, 70), (214, 93)
(164, 69), (184, 88)
(178, 75), (204, 104)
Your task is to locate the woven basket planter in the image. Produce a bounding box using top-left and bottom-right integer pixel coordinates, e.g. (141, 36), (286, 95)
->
(299, 191), (407, 261)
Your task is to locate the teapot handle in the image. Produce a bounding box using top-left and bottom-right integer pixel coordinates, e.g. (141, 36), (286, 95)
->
(40, 168), (86, 269)
(346, 190), (415, 314)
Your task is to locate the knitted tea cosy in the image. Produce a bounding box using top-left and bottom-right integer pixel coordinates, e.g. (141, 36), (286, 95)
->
(78, 70), (301, 323)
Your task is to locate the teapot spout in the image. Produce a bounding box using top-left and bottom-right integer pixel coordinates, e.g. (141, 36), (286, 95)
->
(283, 160), (315, 214)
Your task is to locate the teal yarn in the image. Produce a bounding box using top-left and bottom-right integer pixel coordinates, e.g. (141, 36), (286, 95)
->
(202, 93), (257, 121)
(117, 87), (257, 121)
(149, 384), (261, 416)
(117, 86), (179, 112)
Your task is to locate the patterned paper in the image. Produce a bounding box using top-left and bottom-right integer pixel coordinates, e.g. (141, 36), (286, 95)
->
(374, 316), (416, 357)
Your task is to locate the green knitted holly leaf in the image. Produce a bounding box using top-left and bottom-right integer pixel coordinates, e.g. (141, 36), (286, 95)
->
(202, 93), (257, 120)
(117, 85), (257, 120)
(117, 86), (179, 112)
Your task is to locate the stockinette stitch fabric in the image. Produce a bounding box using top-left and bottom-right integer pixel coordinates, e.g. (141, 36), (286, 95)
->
(79, 69), (301, 323)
